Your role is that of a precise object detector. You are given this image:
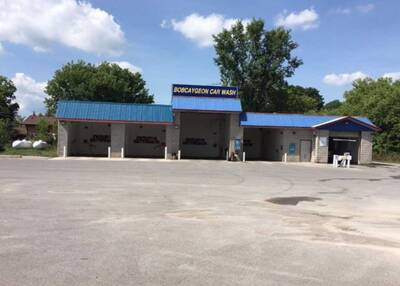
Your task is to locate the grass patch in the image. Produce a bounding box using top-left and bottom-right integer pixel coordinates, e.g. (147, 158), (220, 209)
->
(0, 144), (57, 157)
(373, 152), (400, 163)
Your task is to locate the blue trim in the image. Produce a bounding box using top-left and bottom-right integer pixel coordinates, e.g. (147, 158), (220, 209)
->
(320, 119), (373, 131)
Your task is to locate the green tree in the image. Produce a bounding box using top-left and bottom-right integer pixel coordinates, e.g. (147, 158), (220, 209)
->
(323, 100), (342, 112)
(213, 19), (303, 112)
(285, 85), (324, 113)
(0, 75), (19, 149)
(35, 118), (50, 142)
(0, 75), (19, 121)
(45, 61), (154, 115)
(340, 78), (400, 154)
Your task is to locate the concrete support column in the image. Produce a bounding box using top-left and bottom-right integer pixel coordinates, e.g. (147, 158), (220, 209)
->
(313, 130), (329, 163)
(359, 131), (373, 164)
(228, 113), (244, 159)
(166, 112), (181, 159)
(57, 121), (69, 157)
(111, 123), (126, 158)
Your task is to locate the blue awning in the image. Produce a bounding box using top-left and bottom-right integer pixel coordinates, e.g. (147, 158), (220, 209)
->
(240, 113), (378, 131)
(172, 96), (242, 113)
(56, 100), (173, 124)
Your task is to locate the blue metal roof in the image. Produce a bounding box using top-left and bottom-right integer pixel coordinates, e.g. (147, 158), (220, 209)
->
(56, 100), (173, 124)
(319, 120), (373, 132)
(172, 96), (242, 112)
(240, 113), (377, 131)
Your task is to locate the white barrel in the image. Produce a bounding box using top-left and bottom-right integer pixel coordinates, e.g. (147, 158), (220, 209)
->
(12, 140), (21, 148)
(33, 140), (48, 149)
(13, 139), (32, 149)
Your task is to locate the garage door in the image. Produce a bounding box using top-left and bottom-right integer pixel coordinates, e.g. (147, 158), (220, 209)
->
(328, 137), (359, 164)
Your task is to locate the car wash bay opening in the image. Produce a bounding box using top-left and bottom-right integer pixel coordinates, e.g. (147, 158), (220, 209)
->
(56, 84), (378, 164)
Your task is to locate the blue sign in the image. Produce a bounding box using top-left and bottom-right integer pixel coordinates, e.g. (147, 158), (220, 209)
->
(172, 84), (238, 98)
(234, 139), (241, 151)
(288, 143), (296, 155)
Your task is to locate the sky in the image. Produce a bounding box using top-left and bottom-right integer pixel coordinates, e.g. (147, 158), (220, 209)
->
(1, 0), (399, 116)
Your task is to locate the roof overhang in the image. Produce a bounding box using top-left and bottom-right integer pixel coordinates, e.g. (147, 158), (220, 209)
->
(312, 116), (380, 132)
(239, 112), (379, 131)
(56, 100), (174, 124)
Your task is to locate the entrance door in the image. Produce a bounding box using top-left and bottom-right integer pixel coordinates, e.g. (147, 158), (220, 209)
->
(300, 140), (311, 162)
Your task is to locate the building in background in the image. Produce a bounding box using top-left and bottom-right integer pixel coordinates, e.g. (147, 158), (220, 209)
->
(22, 114), (57, 139)
(56, 84), (378, 164)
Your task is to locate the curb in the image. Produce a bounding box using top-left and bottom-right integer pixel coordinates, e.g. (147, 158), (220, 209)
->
(0, 155), (22, 159)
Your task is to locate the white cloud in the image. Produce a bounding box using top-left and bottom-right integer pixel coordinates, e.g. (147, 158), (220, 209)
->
(357, 4), (375, 13)
(334, 8), (352, 15)
(0, 42), (4, 55)
(275, 8), (319, 30)
(160, 19), (169, 29)
(382, 72), (400, 81)
(323, 72), (369, 86)
(0, 0), (125, 56)
(170, 13), (250, 47)
(332, 4), (375, 15)
(11, 73), (47, 116)
(111, 61), (142, 73)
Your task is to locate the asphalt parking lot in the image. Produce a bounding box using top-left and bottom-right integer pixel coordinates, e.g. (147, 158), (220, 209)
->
(1, 158), (400, 286)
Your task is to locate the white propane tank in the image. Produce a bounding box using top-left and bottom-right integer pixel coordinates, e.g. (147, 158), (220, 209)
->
(12, 140), (21, 148)
(33, 140), (48, 149)
(13, 139), (33, 149)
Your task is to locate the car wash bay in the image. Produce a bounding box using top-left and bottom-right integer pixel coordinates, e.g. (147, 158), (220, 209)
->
(179, 112), (229, 159)
(171, 93), (243, 160)
(59, 121), (168, 158)
(57, 101), (174, 158)
(243, 127), (315, 162)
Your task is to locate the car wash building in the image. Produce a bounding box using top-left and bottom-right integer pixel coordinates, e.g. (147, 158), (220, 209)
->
(56, 84), (378, 164)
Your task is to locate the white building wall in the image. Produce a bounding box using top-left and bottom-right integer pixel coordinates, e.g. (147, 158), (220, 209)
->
(57, 121), (68, 157)
(359, 131), (373, 164)
(111, 124), (126, 158)
(227, 113), (243, 159)
(313, 130), (329, 163)
(166, 112), (181, 159)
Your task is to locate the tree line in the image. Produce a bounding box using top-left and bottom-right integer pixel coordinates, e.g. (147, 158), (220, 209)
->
(212, 19), (399, 157)
(1, 19), (399, 157)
